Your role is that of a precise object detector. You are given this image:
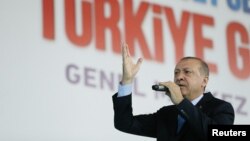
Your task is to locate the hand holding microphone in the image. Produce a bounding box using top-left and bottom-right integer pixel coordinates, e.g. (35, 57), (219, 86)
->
(152, 82), (184, 105)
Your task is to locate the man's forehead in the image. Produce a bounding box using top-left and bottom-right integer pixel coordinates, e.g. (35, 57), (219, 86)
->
(175, 60), (200, 69)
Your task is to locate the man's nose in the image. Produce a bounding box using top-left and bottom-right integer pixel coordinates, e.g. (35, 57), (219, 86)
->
(175, 72), (184, 81)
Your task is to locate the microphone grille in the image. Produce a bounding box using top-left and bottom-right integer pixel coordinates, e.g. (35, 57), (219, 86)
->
(152, 85), (159, 90)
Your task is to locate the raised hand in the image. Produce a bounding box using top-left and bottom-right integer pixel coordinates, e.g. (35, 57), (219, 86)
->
(121, 42), (143, 85)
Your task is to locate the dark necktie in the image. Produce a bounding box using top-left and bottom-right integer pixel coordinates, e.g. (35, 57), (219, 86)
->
(177, 114), (185, 133)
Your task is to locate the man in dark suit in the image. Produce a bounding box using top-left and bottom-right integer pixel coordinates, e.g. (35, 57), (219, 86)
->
(112, 42), (235, 141)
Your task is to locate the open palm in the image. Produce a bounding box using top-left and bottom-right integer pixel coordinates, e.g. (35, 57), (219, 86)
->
(121, 42), (143, 85)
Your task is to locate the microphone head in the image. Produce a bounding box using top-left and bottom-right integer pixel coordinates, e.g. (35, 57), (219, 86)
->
(152, 84), (169, 92)
(152, 85), (160, 90)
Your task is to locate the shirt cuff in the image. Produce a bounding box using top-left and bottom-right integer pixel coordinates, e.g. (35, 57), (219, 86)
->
(117, 83), (132, 97)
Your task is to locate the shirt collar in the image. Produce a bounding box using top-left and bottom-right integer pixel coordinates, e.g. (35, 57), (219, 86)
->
(191, 94), (203, 105)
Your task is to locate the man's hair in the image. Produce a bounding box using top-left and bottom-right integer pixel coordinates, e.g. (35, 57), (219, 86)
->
(180, 56), (209, 77)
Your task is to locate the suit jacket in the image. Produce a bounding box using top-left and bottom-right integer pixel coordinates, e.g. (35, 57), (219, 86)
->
(112, 92), (234, 141)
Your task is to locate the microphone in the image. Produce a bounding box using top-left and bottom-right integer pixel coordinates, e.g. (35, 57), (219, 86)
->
(152, 85), (169, 92)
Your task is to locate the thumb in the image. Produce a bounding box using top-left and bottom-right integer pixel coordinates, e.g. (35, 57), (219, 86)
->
(136, 58), (143, 67)
(134, 58), (143, 73)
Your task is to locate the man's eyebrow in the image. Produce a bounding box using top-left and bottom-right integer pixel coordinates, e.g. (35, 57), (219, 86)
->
(174, 68), (180, 71)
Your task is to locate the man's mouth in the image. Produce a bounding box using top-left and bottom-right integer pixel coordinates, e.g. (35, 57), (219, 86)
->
(178, 84), (185, 87)
(178, 84), (187, 90)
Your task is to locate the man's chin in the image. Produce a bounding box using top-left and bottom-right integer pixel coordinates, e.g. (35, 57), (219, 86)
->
(181, 91), (189, 97)
(180, 89), (186, 94)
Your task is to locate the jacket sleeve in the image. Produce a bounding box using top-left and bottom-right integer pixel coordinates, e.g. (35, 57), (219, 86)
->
(112, 93), (157, 138)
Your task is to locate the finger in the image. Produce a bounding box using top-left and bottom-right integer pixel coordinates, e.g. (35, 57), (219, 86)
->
(136, 58), (143, 67)
(125, 44), (131, 57)
(159, 82), (170, 87)
(121, 42), (126, 61)
(158, 82), (171, 95)
(124, 43), (130, 58)
(134, 58), (143, 73)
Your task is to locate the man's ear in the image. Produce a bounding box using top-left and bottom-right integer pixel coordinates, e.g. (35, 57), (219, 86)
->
(202, 76), (209, 87)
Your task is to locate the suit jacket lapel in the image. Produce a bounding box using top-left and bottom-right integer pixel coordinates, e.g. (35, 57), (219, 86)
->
(176, 92), (214, 136)
(195, 92), (214, 109)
